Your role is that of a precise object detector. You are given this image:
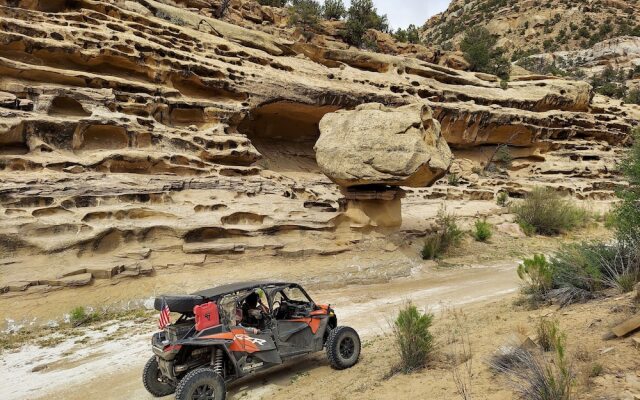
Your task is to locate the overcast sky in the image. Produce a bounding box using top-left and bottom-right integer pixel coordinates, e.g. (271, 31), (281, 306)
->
(324, 0), (452, 29)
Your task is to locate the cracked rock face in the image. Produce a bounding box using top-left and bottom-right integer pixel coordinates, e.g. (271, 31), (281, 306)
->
(315, 103), (453, 188)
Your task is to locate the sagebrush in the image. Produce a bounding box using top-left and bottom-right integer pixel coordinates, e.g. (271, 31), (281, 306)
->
(511, 187), (590, 236)
(518, 237), (640, 307)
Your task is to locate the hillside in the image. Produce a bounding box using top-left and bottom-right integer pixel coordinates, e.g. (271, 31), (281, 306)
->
(422, 0), (640, 58)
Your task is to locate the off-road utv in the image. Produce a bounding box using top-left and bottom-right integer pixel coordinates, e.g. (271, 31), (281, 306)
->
(144, 281), (361, 400)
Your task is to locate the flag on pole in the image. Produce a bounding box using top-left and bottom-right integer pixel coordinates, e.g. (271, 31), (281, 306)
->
(158, 297), (171, 329)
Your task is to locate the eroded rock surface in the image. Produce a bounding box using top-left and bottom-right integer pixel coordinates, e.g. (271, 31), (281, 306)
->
(315, 103), (453, 188)
(0, 0), (637, 295)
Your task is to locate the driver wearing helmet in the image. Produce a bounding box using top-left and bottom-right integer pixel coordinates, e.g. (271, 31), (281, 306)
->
(239, 291), (268, 330)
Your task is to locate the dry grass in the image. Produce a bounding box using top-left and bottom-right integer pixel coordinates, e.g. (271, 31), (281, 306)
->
(444, 309), (474, 400)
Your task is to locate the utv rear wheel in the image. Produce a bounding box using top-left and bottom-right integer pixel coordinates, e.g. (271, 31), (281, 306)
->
(175, 368), (226, 400)
(326, 326), (361, 370)
(142, 356), (175, 397)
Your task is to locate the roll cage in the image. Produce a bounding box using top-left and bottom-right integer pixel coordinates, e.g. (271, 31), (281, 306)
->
(193, 281), (317, 323)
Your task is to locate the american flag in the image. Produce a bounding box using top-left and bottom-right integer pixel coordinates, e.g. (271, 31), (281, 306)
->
(158, 297), (171, 329)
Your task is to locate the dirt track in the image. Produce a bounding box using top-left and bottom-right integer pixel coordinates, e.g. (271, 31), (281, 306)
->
(1, 261), (518, 400)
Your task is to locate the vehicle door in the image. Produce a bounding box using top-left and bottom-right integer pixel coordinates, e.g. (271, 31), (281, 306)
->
(215, 293), (283, 370)
(270, 286), (318, 357)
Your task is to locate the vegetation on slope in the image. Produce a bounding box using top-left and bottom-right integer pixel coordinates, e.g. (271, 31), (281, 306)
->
(423, 0), (640, 58)
(459, 26), (511, 80)
(517, 127), (640, 307)
(260, 0), (400, 48)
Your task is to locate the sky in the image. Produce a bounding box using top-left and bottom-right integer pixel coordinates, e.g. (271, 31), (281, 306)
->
(324, 0), (452, 30)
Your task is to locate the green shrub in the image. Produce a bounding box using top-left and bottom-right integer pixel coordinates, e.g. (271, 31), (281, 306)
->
(69, 306), (101, 327)
(322, 0), (345, 20)
(496, 191), (509, 207)
(344, 0), (388, 47)
(519, 221), (537, 237)
(473, 219), (492, 242)
(460, 26), (511, 80)
(603, 211), (616, 229)
(518, 254), (553, 300)
(258, 0), (288, 6)
(612, 127), (640, 239)
(593, 238), (640, 293)
(517, 57), (570, 77)
(421, 236), (441, 260)
(544, 238), (640, 306)
(288, 0), (322, 32)
(625, 88), (640, 105)
(447, 173), (460, 186)
(392, 303), (434, 373)
(69, 306), (87, 326)
(393, 24), (420, 44)
(616, 272), (637, 293)
(549, 242), (604, 296)
(69, 306), (104, 327)
(553, 239), (640, 293)
(495, 145), (513, 167)
(589, 363), (604, 377)
(511, 187), (590, 236)
(591, 66), (628, 99)
(421, 209), (464, 260)
(536, 318), (564, 352)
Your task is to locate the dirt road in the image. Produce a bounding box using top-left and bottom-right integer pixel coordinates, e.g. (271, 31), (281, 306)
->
(0, 261), (519, 400)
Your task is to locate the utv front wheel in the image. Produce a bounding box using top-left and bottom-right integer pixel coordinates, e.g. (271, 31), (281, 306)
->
(142, 356), (175, 397)
(175, 368), (226, 400)
(326, 326), (361, 370)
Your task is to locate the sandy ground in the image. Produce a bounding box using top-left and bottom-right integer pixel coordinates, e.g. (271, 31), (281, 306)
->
(6, 267), (639, 400)
(0, 225), (627, 400)
(259, 291), (640, 400)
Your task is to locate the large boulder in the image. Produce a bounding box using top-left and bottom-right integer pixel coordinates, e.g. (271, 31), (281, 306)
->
(315, 103), (453, 188)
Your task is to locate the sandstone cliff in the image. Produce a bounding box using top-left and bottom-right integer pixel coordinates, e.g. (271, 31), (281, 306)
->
(0, 0), (637, 295)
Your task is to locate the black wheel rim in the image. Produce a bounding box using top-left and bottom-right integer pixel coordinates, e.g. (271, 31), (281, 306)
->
(192, 384), (215, 400)
(339, 336), (355, 359)
(152, 368), (168, 386)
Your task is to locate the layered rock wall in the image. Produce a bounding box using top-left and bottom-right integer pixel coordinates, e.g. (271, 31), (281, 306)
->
(0, 0), (636, 295)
